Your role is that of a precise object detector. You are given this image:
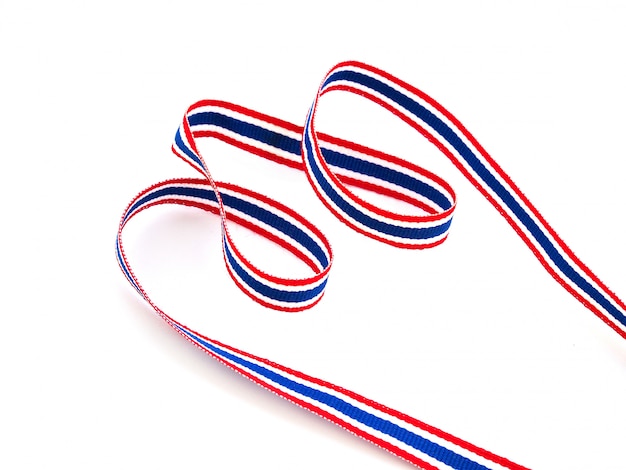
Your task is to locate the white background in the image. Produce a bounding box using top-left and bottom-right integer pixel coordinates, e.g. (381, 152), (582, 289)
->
(1, 1), (625, 469)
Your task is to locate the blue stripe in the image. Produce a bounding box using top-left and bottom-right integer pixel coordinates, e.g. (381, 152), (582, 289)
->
(322, 148), (453, 211)
(326, 69), (625, 327)
(174, 127), (204, 169)
(116, 238), (142, 295)
(304, 116), (451, 240)
(179, 326), (488, 470)
(127, 184), (329, 268)
(220, 192), (329, 268)
(224, 241), (326, 304)
(124, 185), (212, 222)
(189, 112), (450, 210)
(188, 112), (301, 156)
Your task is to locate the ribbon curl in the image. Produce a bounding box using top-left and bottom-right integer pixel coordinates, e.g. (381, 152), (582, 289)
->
(117, 61), (625, 470)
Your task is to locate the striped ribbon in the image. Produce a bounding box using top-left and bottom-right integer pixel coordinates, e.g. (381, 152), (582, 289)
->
(116, 61), (625, 469)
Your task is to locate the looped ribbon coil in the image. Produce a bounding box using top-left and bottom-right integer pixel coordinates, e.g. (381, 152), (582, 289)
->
(116, 61), (626, 470)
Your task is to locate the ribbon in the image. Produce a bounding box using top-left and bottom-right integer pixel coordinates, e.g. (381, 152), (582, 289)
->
(116, 61), (625, 469)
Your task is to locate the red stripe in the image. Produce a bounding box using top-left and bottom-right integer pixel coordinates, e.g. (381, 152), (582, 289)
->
(189, 99), (303, 135)
(198, 129), (447, 219)
(193, 129), (303, 170)
(176, 326), (440, 470)
(316, 128), (456, 205)
(308, 86), (454, 224)
(224, 260), (324, 313)
(303, 152), (449, 250)
(171, 146), (206, 176)
(191, 105), (455, 224)
(318, 75), (626, 334)
(182, 118), (199, 155)
(336, 62), (626, 325)
(117, 62), (625, 470)
(217, 181), (332, 260)
(200, 331), (527, 470)
(222, 215), (321, 277)
(337, 174), (440, 215)
(124, 178), (329, 283)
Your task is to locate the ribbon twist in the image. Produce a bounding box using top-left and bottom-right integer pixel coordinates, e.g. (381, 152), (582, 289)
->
(117, 61), (625, 470)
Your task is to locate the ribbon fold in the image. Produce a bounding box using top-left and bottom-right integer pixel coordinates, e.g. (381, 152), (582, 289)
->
(117, 61), (625, 470)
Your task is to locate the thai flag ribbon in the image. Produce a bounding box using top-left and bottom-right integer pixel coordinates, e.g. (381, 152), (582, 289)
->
(116, 61), (625, 470)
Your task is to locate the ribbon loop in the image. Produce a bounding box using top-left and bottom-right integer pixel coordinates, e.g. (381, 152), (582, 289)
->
(306, 61), (626, 337)
(304, 66), (457, 249)
(117, 61), (625, 470)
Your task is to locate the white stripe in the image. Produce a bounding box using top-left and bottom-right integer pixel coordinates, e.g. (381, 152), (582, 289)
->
(304, 137), (452, 242)
(189, 123), (301, 166)
(329, 66), (626, 327)
(223, 236), (329, 293)
(328, 165), (450, 216)
(221, 208), (323, 274)
(176, 122), (207, 170)
(304, 154), (450, 246)
(191, 330), (508, 470)
(188, 104), (302, 142)
(306, 102), (451, 232)
(129, 183), (330, 292)
(192, 101), (456, 215)
(395, 86), (626, 327)
(124, 192), (215, 221)
(218, 186), (331, 267)
(133, 181), (331, 273)
(223, 251), (327, 310)
(195, 118), (455, 218)
(173, 143), (205, 174)
(318, 139), (455, 210)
